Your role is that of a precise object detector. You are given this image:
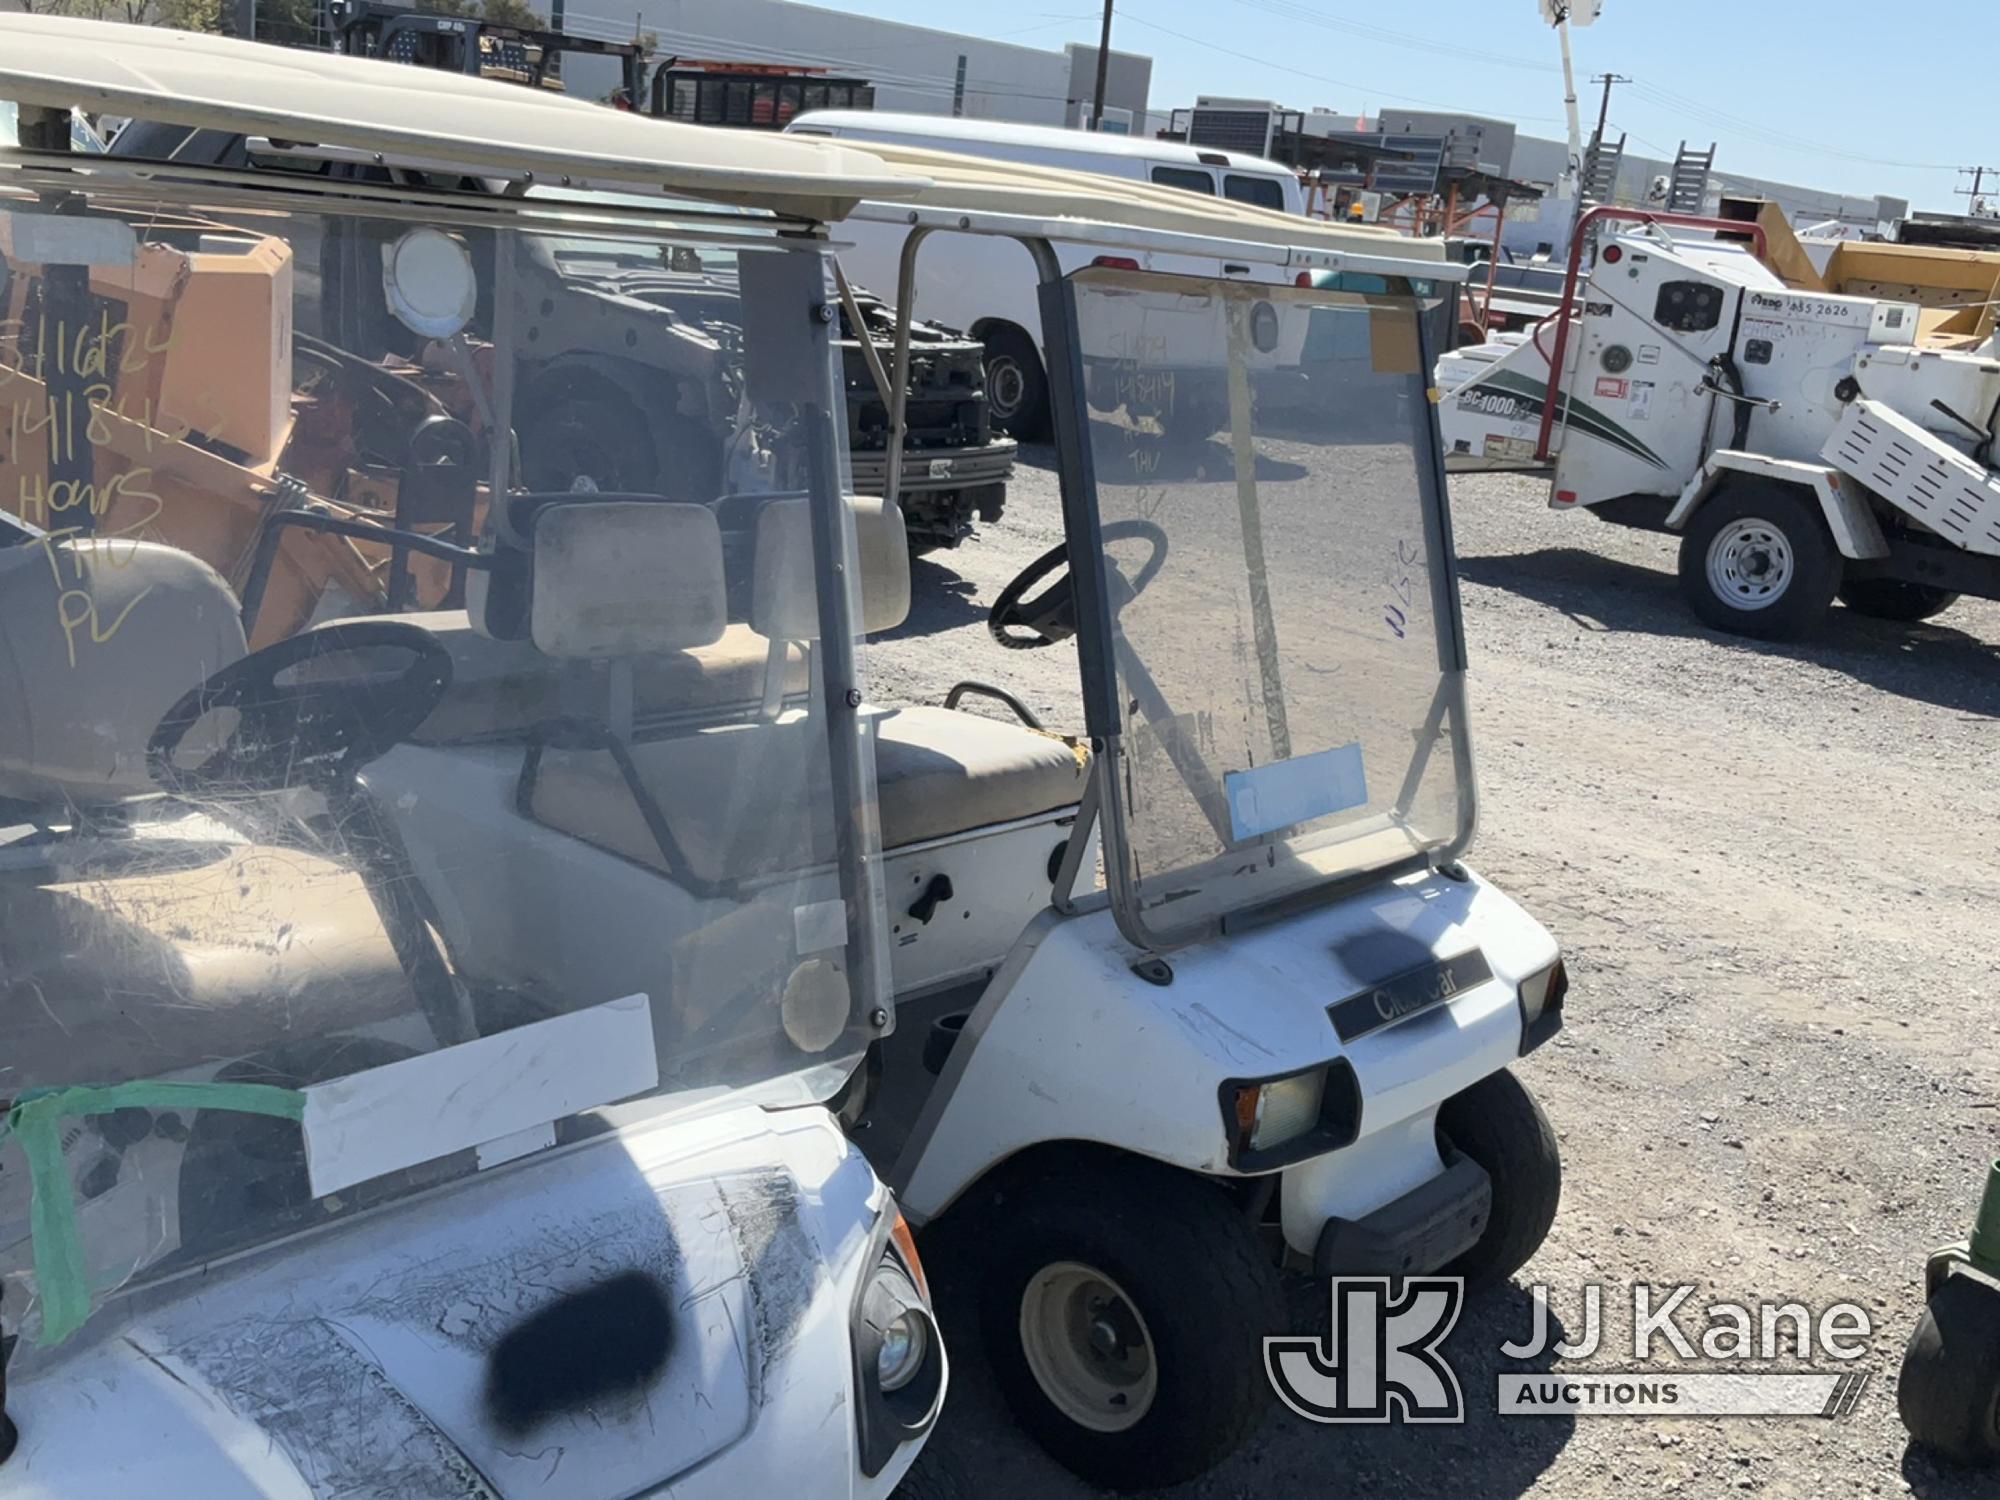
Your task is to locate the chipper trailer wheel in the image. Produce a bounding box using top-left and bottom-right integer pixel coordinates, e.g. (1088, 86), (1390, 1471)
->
(1677, 484), (1843, 641)
(977, 1155), (1285, 1491)
(1436, 1068), (1564, 1287)
(1898, 1161), (2000, 1467)
(1838, 578), (1961, 624)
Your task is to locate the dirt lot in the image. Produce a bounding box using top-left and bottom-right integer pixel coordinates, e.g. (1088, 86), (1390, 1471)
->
(874, 449), (2000, 1500)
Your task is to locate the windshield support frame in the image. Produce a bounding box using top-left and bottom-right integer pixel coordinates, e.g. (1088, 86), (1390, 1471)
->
(1045, 267), (1478, 952)
(860, 215), (1477, 954)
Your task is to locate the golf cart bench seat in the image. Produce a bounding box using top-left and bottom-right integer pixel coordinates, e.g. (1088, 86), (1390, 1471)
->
(402, 610), (808, 743)
(493, 490), (1084, 881)
(873, 706), (1087, 848)
(1, 844), (416, 1085)
(527, 705), (1087, 885)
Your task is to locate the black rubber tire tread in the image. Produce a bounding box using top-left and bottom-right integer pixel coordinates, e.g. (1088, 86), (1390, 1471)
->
(1437, 1068), (1563, 1288)
(1676, 483), (1843, 641)
(1898, 1272), (2000, 1466)
(1838, 578), (1961, 623)
(976, 1156), (1284, 1491)
(891, 1441), (975, 1500)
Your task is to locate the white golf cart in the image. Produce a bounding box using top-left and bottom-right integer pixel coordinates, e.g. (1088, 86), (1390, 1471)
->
(0, 19), (945, 1497)
(804, 156), (1573, 1484)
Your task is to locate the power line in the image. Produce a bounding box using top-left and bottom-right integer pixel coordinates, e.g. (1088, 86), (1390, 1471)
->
(1220, 0), (1554, 74)
(1118, 11), (1566, 123)
(1623, 79), (1958, 173)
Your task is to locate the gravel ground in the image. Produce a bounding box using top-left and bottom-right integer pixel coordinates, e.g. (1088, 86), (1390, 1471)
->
(875, 448), (2000, 1500)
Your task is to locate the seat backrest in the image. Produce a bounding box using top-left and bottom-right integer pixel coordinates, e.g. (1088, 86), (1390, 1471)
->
(0, 539), (248, 807)
(750, 495), (910, 641)
(530, 500), (728, 659)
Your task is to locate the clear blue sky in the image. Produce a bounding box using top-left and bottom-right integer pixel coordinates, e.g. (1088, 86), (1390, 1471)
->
(811, 0), (1989, 213)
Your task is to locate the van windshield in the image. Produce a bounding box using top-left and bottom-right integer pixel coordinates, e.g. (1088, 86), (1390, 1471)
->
(1068, 266), (1470, 943)
(0, 170), (886, 1349)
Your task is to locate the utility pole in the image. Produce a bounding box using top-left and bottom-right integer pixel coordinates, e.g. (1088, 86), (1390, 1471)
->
(1958, 166), (2000, 215)
(1588, 73), (1629, 152)
(1090, 0), (1114, 131)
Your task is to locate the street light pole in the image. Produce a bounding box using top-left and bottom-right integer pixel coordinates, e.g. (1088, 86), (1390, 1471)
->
(1091, 0), (1114, 130)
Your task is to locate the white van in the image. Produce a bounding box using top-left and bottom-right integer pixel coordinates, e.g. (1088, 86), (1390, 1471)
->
(787, 110), (1303, 435)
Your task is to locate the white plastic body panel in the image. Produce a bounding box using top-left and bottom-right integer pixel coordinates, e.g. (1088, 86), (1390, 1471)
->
(881, 809), (1092, 996)
(1826, 396), (2000, 557)
(1667, 450), (1891, 561)
(1729, 287), (1897, 465)
(895, 865), (1559, 1254)
(370, 742), (1085, 1018)
(364, 743), (857, 1091)
(8, 1104), (931, 1500)
(1855, 344), (2000, 450)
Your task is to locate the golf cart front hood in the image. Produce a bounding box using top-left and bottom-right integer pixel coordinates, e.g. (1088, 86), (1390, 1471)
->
(6, 1104), (881, 1499)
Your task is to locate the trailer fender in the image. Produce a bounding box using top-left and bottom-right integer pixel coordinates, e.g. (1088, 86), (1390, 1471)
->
(1667, 451), (1890, 561)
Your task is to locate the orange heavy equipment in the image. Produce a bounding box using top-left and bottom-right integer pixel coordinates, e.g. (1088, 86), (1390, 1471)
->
(0, 217), (467, 646)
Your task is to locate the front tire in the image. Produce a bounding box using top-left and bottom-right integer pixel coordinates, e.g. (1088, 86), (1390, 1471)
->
(977, 1158), (1283, 1490)
(1899, 1273), (2000, 1466)
(1436, 1069), (1562, 1287)
(1838, 578), (1960, 623)
(1677, 485), (1842, 640)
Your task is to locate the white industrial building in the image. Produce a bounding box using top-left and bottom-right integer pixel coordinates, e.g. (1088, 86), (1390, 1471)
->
(558, 0), (1150, 128)
(1182, 98), (1909, 250)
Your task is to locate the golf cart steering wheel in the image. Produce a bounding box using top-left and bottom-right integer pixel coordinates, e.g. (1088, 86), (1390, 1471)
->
(148, 621), (454, 798)
(988, 519), (1170, 651)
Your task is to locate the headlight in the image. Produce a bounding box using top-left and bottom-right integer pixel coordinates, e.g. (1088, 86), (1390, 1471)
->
(1517, 959), (1569, 1054)
(1239, 1069), (1326, 1153)
(1222, 1061), (1362, 1169)
(877, 1304), (929, 1392)
(851, 1215), (945, 1477)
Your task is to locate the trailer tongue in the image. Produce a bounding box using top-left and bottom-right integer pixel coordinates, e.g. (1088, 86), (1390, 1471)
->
(1437, 205), (2000, 639)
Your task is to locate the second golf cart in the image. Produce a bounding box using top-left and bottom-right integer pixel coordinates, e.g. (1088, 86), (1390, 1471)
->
(811, 156), (1573, 1485)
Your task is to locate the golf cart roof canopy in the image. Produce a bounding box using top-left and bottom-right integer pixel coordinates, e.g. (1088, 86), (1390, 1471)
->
(0, 17), (1456, 278)
(0, 14), (922, 221)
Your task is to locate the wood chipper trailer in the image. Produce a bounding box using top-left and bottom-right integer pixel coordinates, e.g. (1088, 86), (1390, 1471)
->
(1439, 205), (2000, 640)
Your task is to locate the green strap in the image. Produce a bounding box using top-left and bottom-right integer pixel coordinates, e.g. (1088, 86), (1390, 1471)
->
(0, 1081), (306, 1347)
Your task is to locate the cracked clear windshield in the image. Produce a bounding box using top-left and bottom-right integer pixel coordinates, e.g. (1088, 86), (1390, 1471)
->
(1073, 267), (1471, 942)
(0, 167), (885, 1351)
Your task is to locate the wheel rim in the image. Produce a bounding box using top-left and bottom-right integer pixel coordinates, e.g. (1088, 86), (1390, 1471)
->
(988, 354), (1026, 420)
(1018, 1260), (1158, 1433)
(1705, 517), (1795, 611)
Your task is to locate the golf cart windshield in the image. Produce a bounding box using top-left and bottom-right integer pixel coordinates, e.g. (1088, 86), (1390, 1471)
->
(0, 166), (889, 1350)
(1066, 266), (1471, 943)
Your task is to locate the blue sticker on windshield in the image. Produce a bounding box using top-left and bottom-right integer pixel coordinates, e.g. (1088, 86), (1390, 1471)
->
(1224, 743), (1368, 842)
